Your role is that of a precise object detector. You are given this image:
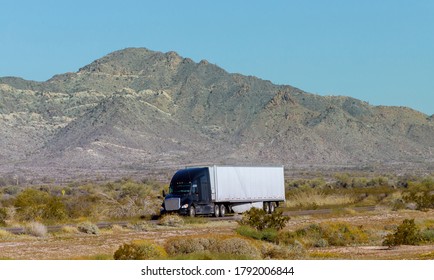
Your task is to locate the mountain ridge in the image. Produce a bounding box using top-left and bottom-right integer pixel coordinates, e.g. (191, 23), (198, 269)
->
(1, 48), (433, 181)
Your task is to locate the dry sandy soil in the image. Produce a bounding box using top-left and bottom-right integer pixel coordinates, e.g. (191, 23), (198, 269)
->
(1, 209), (434, 260)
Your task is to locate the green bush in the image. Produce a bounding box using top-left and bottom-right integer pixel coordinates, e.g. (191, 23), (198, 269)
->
(114, 240), (167, 260)
(383, 219), (421, 247)
(236, 225), (278, 243)
(238, 208), (289, 231)
(402, 179), (434, 210)
(77, 221), (99, 235)
(421, 229), (434, 243)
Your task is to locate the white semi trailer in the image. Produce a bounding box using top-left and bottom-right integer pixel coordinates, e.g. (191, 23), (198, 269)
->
(161, 165), (285, 217)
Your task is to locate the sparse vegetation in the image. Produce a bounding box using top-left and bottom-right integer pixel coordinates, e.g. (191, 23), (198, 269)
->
(0, 178), (165, 226)
(1, 175), (434, 260)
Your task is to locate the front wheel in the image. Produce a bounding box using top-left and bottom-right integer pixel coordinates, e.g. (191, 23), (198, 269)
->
(214, 204), (220, 217)
(189, 206), (196, 217)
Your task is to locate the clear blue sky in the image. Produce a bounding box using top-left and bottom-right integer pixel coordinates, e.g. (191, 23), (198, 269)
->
(1, 0), (433, 115)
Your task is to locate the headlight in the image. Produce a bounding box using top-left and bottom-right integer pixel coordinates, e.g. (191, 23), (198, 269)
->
(181, 204), (189, 209)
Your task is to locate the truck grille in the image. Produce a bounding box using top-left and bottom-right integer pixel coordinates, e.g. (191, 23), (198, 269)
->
(165, 197), (181, 211)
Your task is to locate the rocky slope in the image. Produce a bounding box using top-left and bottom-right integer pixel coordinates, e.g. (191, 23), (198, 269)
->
(1, 48), (433, 181)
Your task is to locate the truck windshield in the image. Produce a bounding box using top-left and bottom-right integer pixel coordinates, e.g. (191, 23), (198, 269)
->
(169, 183), (191, 195)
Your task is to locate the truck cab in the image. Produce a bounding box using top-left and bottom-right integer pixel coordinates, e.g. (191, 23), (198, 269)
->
(161, 167), (213, 216)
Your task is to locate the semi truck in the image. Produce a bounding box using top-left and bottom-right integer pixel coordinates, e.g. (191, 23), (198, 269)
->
(161, 165), (285, 217)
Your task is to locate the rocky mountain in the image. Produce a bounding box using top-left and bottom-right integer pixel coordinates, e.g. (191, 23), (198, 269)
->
(1, 48), (433, 181)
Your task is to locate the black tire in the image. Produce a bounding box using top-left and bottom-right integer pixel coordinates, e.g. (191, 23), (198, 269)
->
(219, 204), (226, 217)
(263, 202), (270, 213)
(269, 202), (275, 213)
(189, 206), (196, 217)
(214, 204), (220, 217)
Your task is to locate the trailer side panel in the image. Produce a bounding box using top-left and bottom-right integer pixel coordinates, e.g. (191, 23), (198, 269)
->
(213, 166), (285, 203)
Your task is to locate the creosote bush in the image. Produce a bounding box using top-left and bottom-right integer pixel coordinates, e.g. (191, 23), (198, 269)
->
(383, 219), (421, 247)
(238, 208), (289, 231)
(114, 240), (167, 260)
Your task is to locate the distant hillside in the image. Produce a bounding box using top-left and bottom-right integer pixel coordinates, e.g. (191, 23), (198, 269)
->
(1, 48), (433, 181)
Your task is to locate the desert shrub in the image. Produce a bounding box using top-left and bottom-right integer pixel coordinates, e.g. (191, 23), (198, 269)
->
(114, 240), (167, 260)
(383, 219), (421, 247)
(238, 208), (289, 231)
(294, 224), (324, 247)
(165, 237), (217, 255)
(261, 241), (306, 259)
(127, 221), (156, 231)
(314, 238), (329, 248)
(236, 225), (278, 243)
(0, 229), (14, 240)
(158, 214), (184, 227)
(0, 207), (7, 226)
(14, 189), (67, 222)
(164, 236), (260, 259)
(61, 225), (79, 234)
(276, 230), (297, 246)
(212, 237), (260, 259)
(322, 222), (368, 246)
(25, 222), (48, 237)
(402, 181), (434, 210)
(77, 221), (99, 235)
(421, 229), (434, 243)
(63, 192), (102, 219)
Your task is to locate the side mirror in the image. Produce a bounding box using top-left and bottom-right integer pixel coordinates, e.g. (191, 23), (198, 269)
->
(162, 190), (166, 197)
